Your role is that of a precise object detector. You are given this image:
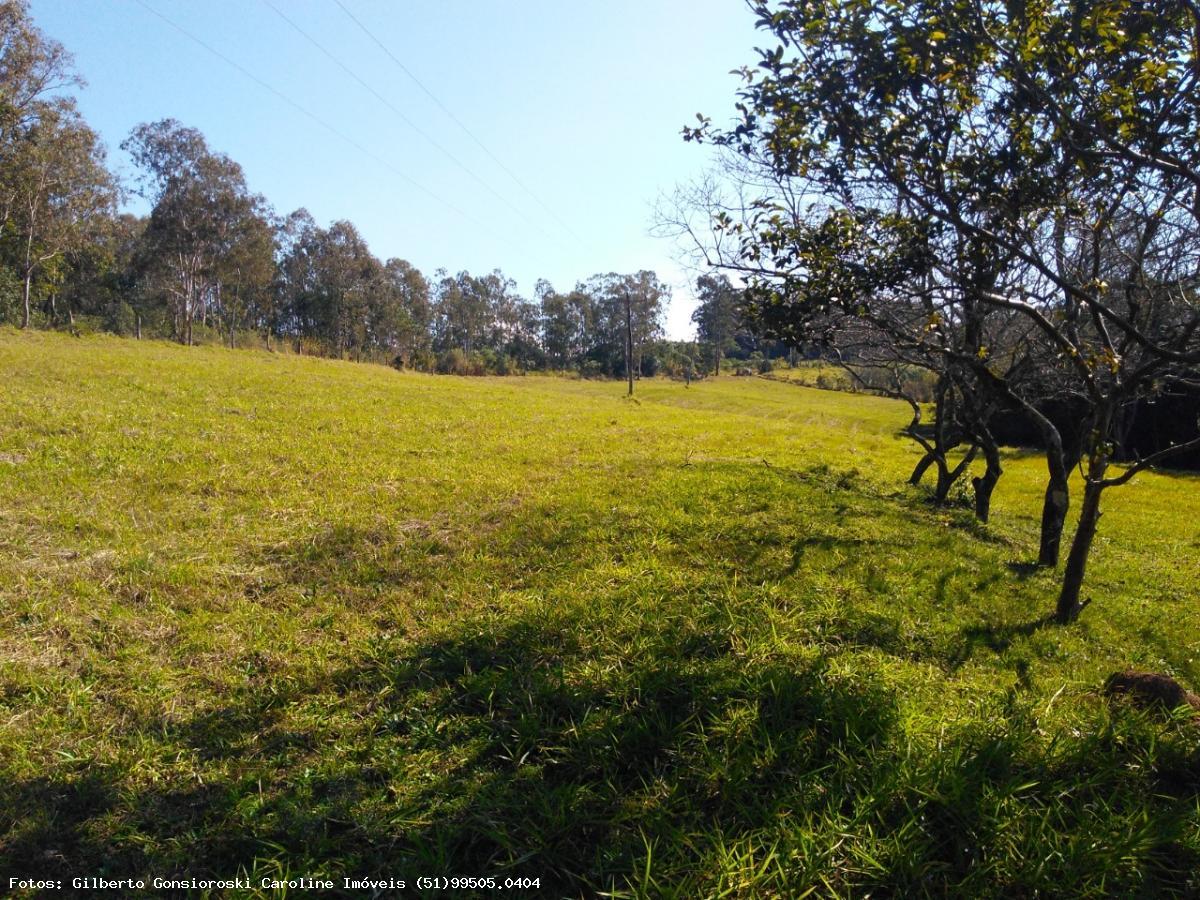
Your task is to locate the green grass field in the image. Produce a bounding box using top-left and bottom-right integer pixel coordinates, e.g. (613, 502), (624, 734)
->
(2, 329), (1199, 897)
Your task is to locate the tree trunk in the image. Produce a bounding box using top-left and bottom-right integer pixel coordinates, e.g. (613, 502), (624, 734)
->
(934, 461), (955, 504)
(1039, 476), (1069, 567)
(21, 270), (32, 329)
(1056, 468), (1106, 623)
(20, 223), (34, 329)
(967, 367), (1069, 565)
(931, 444), (977, 505)
(135, 312), (142, 340)
(909, 451), (936, 485)
(972, 436), (1002, 523)
(625, 292), (634, 397)
(1004, 407), (1068, 565)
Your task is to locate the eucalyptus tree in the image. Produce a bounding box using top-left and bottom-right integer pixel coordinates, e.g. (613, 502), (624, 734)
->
(538, 280), (594, 370)
(123, 119), (272, 346)
(309, 219), (380, 359)
(210, 203), (275, 348)
(5, 101), (116, 328)
(692, 273), (742, 375)
(432, 270), (489, 356)
(578, 271), (670, 381)
(685, 0), (1200, 622)
(56, 212), (144, 332)
(537, 280), (573, 369)
(0, 0), (78, 176)
(482, 272), (541, 369)
(1, 1), (54, 244)
(273, 208), (319, 352)
(1, 3), (115, 328)
(383, 258), (432, 364)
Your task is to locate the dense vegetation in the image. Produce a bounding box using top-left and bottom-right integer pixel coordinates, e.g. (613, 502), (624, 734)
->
(1, 330), (1198, 896)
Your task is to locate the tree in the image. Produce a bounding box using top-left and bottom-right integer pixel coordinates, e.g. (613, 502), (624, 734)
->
(1, 3), (115, 328)
(308, 219), (379, 359)
(486, 273), (541, 370)
(273, 208), (318, 351)
(273, 215), (418, 361)
(0, 0), (78, 158)
(538, 280), (593, 370)
(433, 270), (489, 357)
(4, 101), (116, 328)
(210, 201), (275, 348)
(578, 271), (670, 381)
(691, 273), (742, 375)
(123, 119), (269, 346)
(56, 212), (145, 333)
(684, 0), (1200, 622)
(383, 258), (432, 365)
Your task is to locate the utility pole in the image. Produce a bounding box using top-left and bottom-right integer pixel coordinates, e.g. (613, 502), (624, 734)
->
(624, 290), (634, 396)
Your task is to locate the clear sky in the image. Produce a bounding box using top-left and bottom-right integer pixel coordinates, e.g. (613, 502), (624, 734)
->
(27, 0), (764, 338)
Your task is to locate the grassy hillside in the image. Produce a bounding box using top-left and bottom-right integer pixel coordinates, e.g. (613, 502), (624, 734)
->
(1, 329), (1198, 896)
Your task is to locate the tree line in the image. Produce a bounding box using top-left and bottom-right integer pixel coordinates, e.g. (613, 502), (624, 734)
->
(2, 2), (746, 380)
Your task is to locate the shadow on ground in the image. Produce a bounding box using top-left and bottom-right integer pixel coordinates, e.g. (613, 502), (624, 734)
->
(3, 466), (1199, 895)
(2, 603), (898, 893)
(4, 592), (1199, 896)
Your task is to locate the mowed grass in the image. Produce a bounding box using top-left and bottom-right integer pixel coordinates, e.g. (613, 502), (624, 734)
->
(1, 328), (1199, 897)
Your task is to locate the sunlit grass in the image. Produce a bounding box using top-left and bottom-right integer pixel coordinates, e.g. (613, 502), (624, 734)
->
(1, 328), (1198, 896)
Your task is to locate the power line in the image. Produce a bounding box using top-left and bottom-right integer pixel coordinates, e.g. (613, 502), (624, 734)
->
(260, 0), (564, 248)
(330, 0), (586, 245)
(130, 0), (521, 253)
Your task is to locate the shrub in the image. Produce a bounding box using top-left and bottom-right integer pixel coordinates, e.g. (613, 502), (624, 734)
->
(103, 302), (137, 337)
(409, 349), (436, 373)
(578, 360), (605, 379)
(481, 351), (519, 376)
(436, 348), (472, 375)
(0, 269), (23, 325)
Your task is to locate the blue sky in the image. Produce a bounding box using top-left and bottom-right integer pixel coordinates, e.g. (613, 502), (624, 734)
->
(28, 0), (764, 338)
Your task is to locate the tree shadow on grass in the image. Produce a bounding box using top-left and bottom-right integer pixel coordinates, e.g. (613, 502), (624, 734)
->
(5, 599), (1199, 897)
(4, 466), (1197, 894)
(945, 615), (1057, 670)
(1005, 561), (1044, 580)
(0, 604), (898, 894)
(352, 614), (898, 887)
(246, 519), (455, 604)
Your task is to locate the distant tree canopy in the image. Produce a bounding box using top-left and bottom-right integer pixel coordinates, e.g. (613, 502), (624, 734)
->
(123, 119), (273, 347)
(0, 2), (714, 376)
(691, 273), (745, 375)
